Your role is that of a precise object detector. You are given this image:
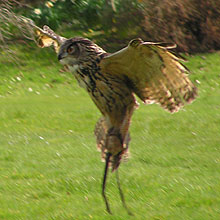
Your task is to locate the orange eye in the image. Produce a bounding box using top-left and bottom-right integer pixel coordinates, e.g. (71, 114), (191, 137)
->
(67, 46), (75, 54)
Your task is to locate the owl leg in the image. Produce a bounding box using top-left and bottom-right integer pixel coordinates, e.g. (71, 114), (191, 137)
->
(102, 152), (112, 214)
(105, 128), (124, 171)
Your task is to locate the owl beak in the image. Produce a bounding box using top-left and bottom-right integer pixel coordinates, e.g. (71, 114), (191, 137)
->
(58, 52), (68, 61)
(58, 54), (63, 61)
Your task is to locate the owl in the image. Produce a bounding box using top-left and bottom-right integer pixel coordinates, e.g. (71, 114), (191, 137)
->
(30, 23), (197, 215)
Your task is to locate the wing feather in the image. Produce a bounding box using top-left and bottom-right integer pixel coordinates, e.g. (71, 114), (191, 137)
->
(34, 25), (67, 53)
(22, 17), (67, 54)
(100, 38), (197, 112)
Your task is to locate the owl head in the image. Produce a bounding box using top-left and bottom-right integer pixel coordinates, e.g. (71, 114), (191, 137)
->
(58, 37), (105, 66)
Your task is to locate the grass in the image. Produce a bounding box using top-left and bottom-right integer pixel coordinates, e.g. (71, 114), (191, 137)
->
(0, 43), (220, 219)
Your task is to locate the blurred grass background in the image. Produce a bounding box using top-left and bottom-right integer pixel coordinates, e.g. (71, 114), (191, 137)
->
(0, 0), (220, 219)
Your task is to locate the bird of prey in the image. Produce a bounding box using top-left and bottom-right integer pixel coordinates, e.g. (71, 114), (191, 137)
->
(29, 22), (197, 215)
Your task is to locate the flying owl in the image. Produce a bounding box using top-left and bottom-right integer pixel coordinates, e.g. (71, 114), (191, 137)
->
(29, 22), (197, 214)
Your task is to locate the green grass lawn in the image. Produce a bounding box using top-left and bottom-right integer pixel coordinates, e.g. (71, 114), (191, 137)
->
(0, 44), (220, 219)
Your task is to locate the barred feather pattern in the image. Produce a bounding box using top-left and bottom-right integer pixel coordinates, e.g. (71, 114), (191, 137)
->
(137, 47), (197, 112)
(70, 45), (137, 170)
(57, 37), (197, 171)
(135, 41), (198, 112)
(94, 117), (130, 168)
(101, 38), (198, 113)
(33, 24), (197, 173)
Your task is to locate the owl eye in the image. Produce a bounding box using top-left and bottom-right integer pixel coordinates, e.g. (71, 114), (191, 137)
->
(67, 45), (75, 54)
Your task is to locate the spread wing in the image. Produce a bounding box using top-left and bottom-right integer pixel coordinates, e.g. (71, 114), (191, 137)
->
(34, 25), (66, 53)
(21, 17), (66, 53)
(100, 38), (198, 113)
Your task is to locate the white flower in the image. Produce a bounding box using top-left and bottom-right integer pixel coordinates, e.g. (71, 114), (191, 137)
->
(16, 76), (21, 81)
(45, 1), (54, 8)
(34, 9), (42, 15)
(39, 136), (44, 140)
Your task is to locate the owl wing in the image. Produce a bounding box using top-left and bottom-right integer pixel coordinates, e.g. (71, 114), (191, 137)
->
(35, 25), (67, 53)
(100, 38), (198, 113)
(23, 18), (67, 53)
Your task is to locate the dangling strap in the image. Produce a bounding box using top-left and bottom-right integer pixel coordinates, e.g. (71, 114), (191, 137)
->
(102, 152), (112, 214)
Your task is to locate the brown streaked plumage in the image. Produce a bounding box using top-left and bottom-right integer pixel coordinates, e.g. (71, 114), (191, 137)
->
(30, 23), (198, 215)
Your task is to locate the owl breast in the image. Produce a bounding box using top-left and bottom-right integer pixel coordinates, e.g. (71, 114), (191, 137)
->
(69, 64), (79, 73)
(69, 64), (95, 90)
(75, 73), (91, 89)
